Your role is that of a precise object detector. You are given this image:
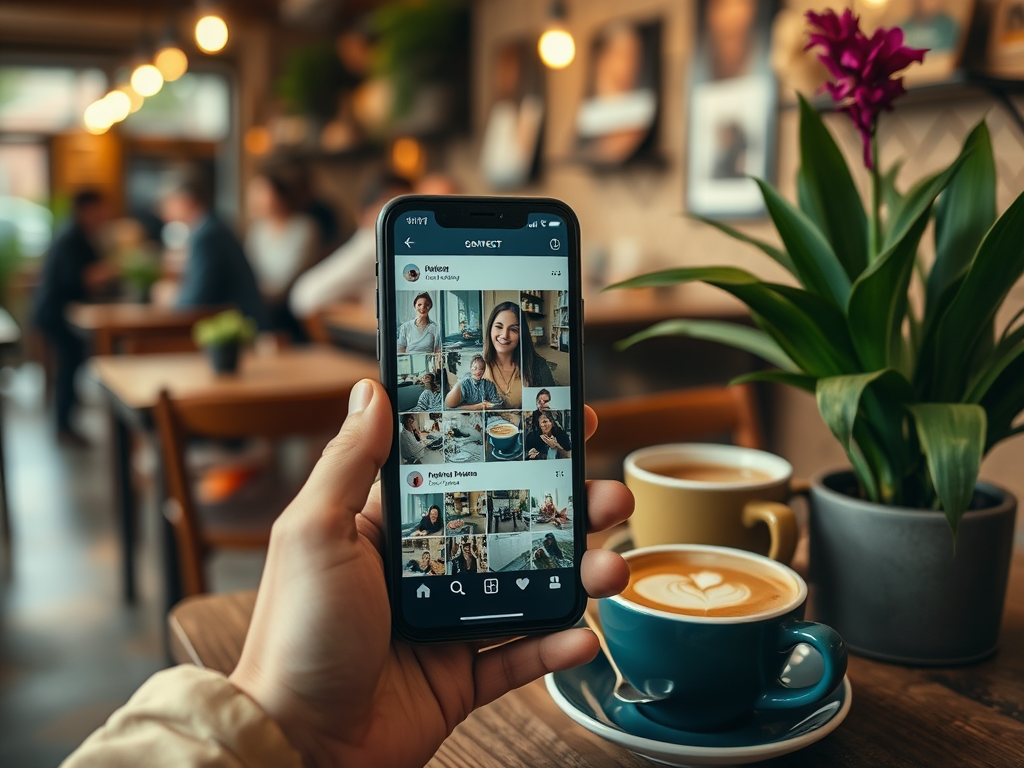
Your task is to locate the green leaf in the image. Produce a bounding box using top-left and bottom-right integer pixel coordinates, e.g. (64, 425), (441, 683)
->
(926, 185), (1024, 402)
(688, 214), (796, 275)
(755, 179), (853, 309)
(908, 403), (986, 537)
(965, 326), (1024, 404)
(796, 94), (867, 281)
(607, 266), (858, 376)
(730, 369), (817, 393)
(927, 122), (997, 325)
(880, 160), (904, 221)
(615, 319), (799, 371)
(882, 145), (973, 252)
(846, 207), (930, 370)
(816, 370), (913, 504)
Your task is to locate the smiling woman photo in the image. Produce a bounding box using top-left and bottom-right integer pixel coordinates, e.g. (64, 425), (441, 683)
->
(482, 301), (556, 408)
(397, 292), (441, 353)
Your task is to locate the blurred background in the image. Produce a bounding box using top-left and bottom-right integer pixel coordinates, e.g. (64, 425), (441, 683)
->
(2, 0), (1024, 764)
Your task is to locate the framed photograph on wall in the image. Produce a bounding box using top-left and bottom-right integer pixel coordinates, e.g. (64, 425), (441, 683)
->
(480, 39), (545, 190)
(687, 0), (779, 219)
(986, 0), (1024, 78)
(574, 19), (662, 167)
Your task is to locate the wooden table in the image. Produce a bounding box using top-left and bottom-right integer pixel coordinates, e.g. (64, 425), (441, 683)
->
(319, 303), (377, 355)
(91, 345), (379, 606)
(168, 549), (1024, 767)
(0, 307), (20, 574)
(67, 302), (224, 355)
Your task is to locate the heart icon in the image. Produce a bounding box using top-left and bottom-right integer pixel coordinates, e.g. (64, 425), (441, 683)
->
(516, 577), (530, 590)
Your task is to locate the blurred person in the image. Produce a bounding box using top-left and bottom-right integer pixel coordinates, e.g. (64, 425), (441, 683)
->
(32, 189), (116, 445)
(245, 167), (319, 338)
(62, 380), (632, 768)
(399, 413), (429, 463)
(290, 173), (412, 319)
(704, 0), (760, 81)
(451, 540), (479, 574)
(160, 166), (270, 330)
(419, 550), (445, 575)
(291, 162), (340, 252)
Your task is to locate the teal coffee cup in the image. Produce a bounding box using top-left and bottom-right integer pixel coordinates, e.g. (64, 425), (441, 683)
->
(599, 544), (847, 731)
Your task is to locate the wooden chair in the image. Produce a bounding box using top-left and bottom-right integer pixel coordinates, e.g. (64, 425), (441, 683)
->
(153, 387), (350, 596)
(585, 385), (764, 480)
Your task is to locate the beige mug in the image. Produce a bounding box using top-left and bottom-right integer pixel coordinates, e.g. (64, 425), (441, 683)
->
(623, 443), (798, 563)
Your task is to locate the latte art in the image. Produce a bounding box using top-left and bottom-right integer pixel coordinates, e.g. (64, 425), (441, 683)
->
(634, 571), (752, 613)
(622, 551), (797, 617)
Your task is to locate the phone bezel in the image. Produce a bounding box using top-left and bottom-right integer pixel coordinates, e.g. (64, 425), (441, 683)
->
(377, 195), (588, 643)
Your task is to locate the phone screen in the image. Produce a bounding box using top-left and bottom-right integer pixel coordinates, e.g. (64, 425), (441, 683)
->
(378, 198), (585, 641)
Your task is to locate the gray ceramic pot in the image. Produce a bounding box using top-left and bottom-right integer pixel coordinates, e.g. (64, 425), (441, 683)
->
(808, 470), (1016, 665)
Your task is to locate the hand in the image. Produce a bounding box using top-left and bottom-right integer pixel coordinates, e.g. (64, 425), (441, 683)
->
(229, 380), (633, 768)
(527, 448), (540, 459)
(540, 434), (561, 451)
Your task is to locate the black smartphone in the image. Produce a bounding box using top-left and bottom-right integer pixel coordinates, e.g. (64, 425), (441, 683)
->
(376, 196), (587, 643)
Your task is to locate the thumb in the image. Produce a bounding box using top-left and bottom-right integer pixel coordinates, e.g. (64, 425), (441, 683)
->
(284, 379), (393, 536)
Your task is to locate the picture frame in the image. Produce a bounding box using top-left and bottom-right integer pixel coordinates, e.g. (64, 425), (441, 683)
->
(574, 19), (662, 167)
(687, 0), (779, 219)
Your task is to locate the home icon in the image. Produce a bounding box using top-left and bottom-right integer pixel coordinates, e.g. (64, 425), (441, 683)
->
(416, 583), (431, 599)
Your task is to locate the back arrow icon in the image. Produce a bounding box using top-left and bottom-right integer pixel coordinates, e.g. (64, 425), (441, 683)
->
(404, 237), (414, 248)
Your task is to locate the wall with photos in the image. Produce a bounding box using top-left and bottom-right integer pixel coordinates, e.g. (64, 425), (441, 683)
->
(434, 0), (1024, 536)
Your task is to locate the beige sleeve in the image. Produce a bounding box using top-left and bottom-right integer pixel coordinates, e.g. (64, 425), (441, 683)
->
(61, 665), (304, 768)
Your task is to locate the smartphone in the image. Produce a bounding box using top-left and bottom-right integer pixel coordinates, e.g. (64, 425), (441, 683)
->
(376, 196), (587, 643)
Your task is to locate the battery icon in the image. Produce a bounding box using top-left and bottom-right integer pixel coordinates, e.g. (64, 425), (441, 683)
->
(548, 221), (561, 227)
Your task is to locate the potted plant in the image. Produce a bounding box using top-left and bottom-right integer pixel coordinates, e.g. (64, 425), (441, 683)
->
(192, 310), (256, 375)
(610, 10), (1021, 664)
(120, 252), (162, 304)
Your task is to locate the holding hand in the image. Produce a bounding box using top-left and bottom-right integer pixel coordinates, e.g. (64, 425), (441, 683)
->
(229, 380), (633, 768)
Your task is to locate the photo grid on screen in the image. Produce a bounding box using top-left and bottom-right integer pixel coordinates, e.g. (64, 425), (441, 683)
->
(398, 289), (574, 574)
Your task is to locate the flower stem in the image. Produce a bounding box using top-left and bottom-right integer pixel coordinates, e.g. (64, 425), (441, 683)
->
(869, 130), (882, 263)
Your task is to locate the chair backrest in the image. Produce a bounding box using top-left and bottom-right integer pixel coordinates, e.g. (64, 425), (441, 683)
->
(585, 384), (763, 480)
(154, 387), (350, 595)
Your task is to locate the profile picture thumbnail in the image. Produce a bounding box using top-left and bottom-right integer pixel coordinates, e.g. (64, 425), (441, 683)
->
(404, 264), (420, 282)
(407, 471), (424, 488)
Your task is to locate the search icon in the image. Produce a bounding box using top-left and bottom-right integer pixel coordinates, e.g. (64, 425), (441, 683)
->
(450, 581), (466, 596)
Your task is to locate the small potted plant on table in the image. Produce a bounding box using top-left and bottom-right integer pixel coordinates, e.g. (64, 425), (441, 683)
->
(192, 309), (256, 375)
(611, 10), (1021, 664)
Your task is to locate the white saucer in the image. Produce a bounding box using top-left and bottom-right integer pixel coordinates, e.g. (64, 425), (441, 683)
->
(545, 651), (851, 766)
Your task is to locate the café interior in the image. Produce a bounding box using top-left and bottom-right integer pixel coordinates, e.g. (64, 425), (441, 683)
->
(2, 0), (1024, 765)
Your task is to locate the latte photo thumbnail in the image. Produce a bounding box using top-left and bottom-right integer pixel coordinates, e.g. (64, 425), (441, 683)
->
(485, 410), (523, 461)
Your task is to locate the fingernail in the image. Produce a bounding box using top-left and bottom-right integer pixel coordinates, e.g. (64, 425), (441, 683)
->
(348, 380), (373, 415)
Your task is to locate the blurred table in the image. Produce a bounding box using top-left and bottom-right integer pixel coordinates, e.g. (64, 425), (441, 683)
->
(318, 303), (377, 355)
(0, 307), (20, 574)
(168, 547), (1024, 767)
(91, 346), (379, 606)
(67, 302), (225, 355)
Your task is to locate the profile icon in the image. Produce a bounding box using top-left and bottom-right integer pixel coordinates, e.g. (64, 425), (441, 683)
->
(407, 471), (424, 488)
(403, 264), (420, 282)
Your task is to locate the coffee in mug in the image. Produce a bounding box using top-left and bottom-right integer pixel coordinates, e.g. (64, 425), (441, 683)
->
(489, 424), (518, 437)
(600, 544), (847, 732)
(621, 549), (797, 618)
(624, 444), (798, 563)
(646, 462), (773, 484)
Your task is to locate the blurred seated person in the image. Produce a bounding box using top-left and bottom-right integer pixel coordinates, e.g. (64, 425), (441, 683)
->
(32, 189), (117, 445)
(159, 166), (270, 331)
(451, 540), (479, 574)
(245, 166), (319, 338)
(399, 414), (429, 463)
(414, 371), (444, 411)
(290, 173), (412, 319)
(291, 162), (340, 254)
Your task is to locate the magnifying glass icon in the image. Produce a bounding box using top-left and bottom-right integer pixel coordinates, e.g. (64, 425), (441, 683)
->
(450, 581), (465, 596)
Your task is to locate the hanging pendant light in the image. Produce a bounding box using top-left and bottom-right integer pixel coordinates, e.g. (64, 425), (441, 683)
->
(539, 0), (575, 70)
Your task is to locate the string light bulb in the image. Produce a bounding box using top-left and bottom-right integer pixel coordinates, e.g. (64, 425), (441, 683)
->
(83, 100), (113, 134)
(131, 64), (164, 97)
(155, 45), (189, 81)
(119, 83), (145, 113)
(538, 1), (574, 69)
(195, 14), (229, 53)
(103, 90), (132, 123)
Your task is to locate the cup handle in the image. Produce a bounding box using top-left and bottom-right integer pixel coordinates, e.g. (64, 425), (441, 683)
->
(757, 621), (848, 710)
(741, 500), (797, 563)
